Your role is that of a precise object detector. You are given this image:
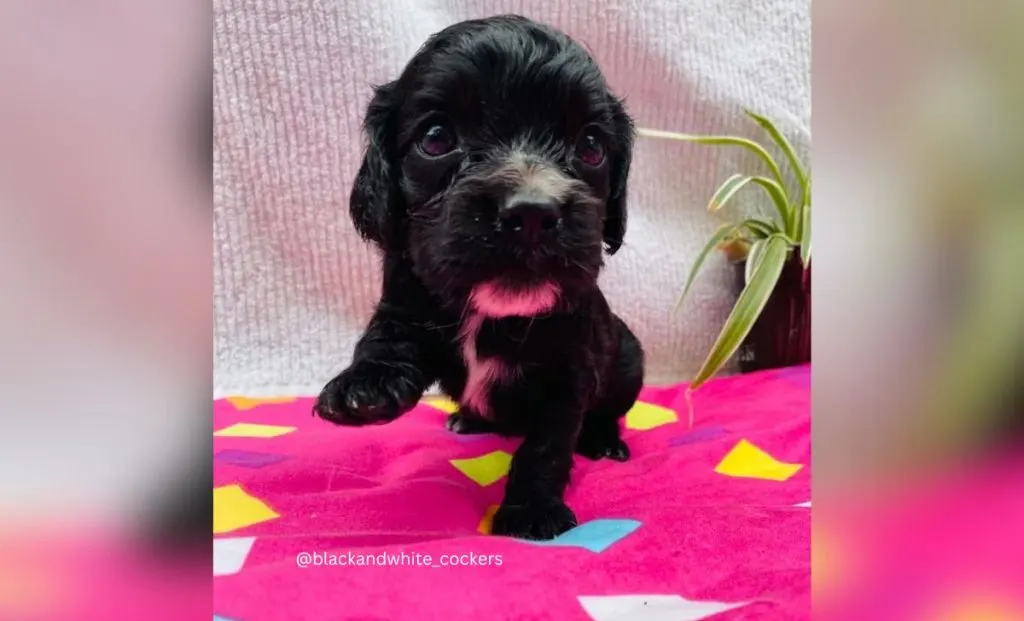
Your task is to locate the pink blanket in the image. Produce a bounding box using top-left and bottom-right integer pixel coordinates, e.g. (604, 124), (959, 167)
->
(213, 366), (810, 620)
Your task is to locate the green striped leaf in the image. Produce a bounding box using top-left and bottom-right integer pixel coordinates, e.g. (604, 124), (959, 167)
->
(748, 176), (794, 234)
(708, 174), (753, 212)
(636, 128), (786, 190)
(674, 219), (787, 314)
(673, 222), (739, 314)
(690, 234), (790, 388)
(744, 238), (767, 286)
(799, 182), (811, 266)
(743, 218), (781, 238)
(745, 110), (809, 204)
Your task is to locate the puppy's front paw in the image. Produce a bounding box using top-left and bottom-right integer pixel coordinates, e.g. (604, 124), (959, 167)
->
(491, 499), (577, 540)
(313, 362), (423, 426)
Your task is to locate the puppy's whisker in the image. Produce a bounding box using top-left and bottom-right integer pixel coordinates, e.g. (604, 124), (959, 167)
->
(423, 320), (462, 332)
(521, 316), (537, 349)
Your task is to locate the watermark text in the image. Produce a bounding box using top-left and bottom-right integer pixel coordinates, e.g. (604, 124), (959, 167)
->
(295, 550), (503, 569)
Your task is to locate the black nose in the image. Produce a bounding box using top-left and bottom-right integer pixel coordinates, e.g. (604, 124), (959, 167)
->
(500, 197), (561, 243)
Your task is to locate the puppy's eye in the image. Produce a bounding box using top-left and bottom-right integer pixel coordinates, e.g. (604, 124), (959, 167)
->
(419, 124), (456, 157)
(574, 132), (605, 166)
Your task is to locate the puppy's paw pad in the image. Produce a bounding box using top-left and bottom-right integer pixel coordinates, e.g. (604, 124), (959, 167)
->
(600, 439), (630, 461)
(576, 434), (631, 462)
(491, 500), (577, 540)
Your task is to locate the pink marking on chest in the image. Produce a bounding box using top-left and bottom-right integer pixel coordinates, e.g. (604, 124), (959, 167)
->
(458, 314), (512, 416)
(470, 281), (560, 318)
(459, 282), (557, 413)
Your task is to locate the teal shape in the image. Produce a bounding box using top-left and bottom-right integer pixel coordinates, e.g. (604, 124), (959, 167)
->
(527, 519), (641, 552)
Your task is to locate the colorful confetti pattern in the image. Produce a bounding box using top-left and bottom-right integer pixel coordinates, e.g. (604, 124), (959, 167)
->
(213, 365), (811, 620)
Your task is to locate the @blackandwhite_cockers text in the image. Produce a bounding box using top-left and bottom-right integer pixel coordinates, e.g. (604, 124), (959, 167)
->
(295, 550), (503, 568)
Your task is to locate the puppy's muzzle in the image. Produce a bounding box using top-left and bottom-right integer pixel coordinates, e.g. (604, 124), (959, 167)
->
(500, 192), (561, 244)
(492, 150), (577, 246)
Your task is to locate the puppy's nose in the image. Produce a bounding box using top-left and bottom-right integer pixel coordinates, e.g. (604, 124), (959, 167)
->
(499, 197), (561, 243)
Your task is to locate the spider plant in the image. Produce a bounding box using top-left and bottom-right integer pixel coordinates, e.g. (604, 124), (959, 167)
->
(638, 110), (811, 389)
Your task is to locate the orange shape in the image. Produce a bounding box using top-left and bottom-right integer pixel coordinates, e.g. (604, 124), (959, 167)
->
(477, 505), (500, 534)
(225, 396), (297, 411)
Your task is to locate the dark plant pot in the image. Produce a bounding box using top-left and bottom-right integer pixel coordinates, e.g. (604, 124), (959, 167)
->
(734, 251), (811, 373)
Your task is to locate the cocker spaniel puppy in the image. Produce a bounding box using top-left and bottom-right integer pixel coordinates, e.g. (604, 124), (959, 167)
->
(315, 15), (644, 540)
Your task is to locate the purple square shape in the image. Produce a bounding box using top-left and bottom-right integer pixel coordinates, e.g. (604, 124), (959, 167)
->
(669, 426), (727, 447)
(215, 449), (290, 469)
(439, 427), (497, 444)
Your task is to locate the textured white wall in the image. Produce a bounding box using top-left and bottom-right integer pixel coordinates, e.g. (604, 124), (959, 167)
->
(213, 0), (810, 396)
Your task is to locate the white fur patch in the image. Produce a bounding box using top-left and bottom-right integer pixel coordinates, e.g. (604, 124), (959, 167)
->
(470, 281), (560, 318)
(505, 150), (576, 202)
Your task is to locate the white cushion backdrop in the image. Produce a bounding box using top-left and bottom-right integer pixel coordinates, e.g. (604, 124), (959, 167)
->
(213, 0), (810, 396)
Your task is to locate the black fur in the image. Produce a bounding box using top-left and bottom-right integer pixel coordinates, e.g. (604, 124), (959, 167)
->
(315, 15), (644, 540)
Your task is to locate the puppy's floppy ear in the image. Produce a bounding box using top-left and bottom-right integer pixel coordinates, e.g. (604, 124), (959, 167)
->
(350, 81), (403, 247)
(603, 97), (635, 255)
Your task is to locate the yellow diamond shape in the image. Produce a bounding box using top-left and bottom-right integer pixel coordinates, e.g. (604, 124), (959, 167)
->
(715, 439), (803, 481)
(477, 504), (500, 534)
(450, 450), (513, 486)
(625, 401), (678, 430)
(213, 484), (279, 534)
(225, 396), (297, 411)
(422, 396), (459, 414)
(214, 422), (296, 438)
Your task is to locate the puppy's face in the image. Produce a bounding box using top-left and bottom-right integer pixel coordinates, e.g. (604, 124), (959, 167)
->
(350, 16), (634, 316)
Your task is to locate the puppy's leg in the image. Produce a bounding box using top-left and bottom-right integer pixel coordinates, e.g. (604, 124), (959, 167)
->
(491, 413), (580, 540)
(576, 318), (644, 461)
(314, 306), (436, 426)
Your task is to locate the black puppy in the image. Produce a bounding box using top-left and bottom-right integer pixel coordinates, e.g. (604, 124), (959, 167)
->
(315, 15), (644, 540)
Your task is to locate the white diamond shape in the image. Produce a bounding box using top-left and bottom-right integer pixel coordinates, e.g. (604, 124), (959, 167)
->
(214, 536), (256, 576)
(795, 500), (811, 508)
(578, 594), (749, 621)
